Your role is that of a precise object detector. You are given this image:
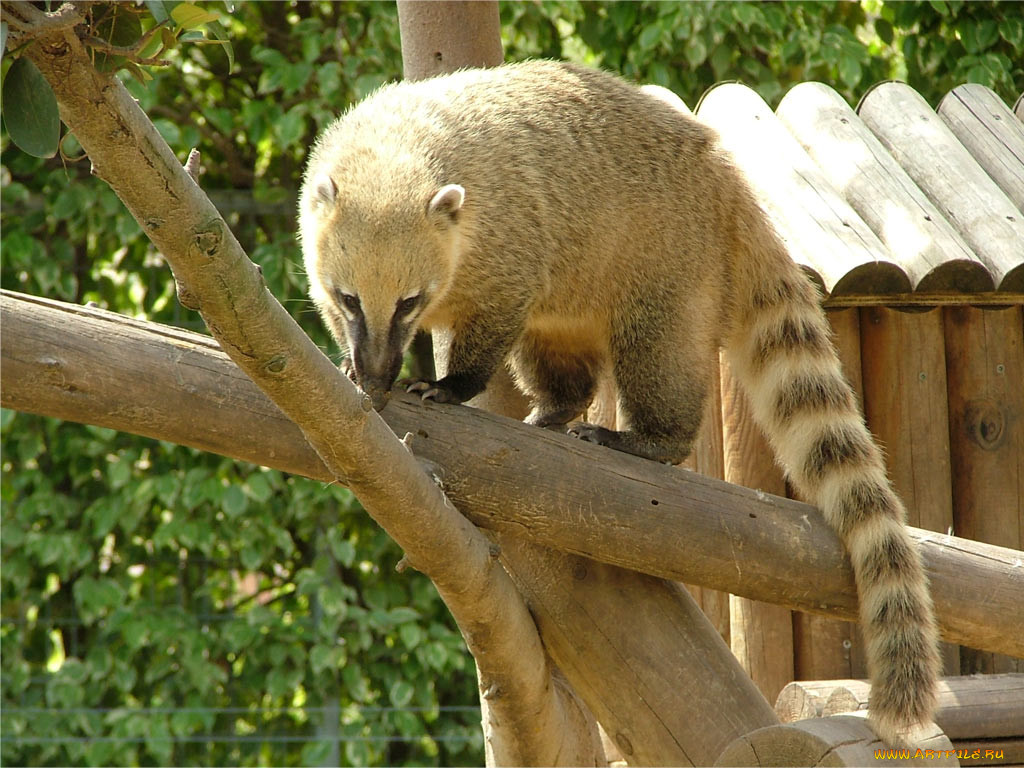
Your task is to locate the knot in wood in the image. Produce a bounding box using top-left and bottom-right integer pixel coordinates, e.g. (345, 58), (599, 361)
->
(614, 732), (634, 756)
(264, 355), (287, 374)
(174, 280), (200, 311)
(190, 223), (223, 261)
(965, 399), (1005, 451)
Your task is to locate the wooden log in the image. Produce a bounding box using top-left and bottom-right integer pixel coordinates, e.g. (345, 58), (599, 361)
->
(691, 357), (731, 645)
(779, 674), (1024, 740)
(860, 307), (960, 674)
(776, 82), (989, 293)
(858, 82), (1024, 292)
(715, 715), (956, 767)
(500, 539), (778, 767)
(944, 306), (1024, 676)
(937, 84), (1024, 213)
(823, 292), (1024, 308)
(793, 310), (867, 682)
(4, 291), (1024, 659)
(696, 82), (910, 297)
(396, 1), (502, 80)
(954, 737), (1024, 766)
(721, 355), (794, 705)
(774, 681), (828, 723)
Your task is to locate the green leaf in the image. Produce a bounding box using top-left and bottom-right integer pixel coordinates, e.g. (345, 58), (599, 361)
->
(240, 544), (263, 570)
(388, 607), (420, 624)
(145, 1), (171, 24)
(399, 622), (424, 649)
(205, 20), (234, 72)
(999, 17), (1023, 52)
(221, 484), (247, 517)
(170, 3), (219, 29)
(684, 35), (708, 69)
(389, 679), (415, 708)
(637, 23), (662, 51)
(327, 528), (355, 567)
(421, 641), (448, 671)
(244, 472), (272, 503)
(73, 576), (126, 622)
(1, 57), (60, 158)
(875, 17), (894, 46)
(85, 497), (122, 538)
(317, 583), (350, 619)
(838, 54), (862, 88)
(732, 3), (764, 31)
(93, 5), (143, 72)
(276, 104), (306, 146)
(959, 18), (999, 54)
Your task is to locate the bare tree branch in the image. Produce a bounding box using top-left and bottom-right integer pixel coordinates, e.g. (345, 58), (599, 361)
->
(16, 22), (592, 766)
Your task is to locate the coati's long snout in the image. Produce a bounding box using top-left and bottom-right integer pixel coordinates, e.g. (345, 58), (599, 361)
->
(348, 332), (404, 412)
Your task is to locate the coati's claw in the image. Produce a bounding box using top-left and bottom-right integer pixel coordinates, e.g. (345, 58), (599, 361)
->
(405, 380), (455, 404)
(339, 357), (357, 383)
(567, 422), (617, 447)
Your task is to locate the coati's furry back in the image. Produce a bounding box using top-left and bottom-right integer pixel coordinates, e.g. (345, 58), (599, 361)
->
(299, 60), (940, 745)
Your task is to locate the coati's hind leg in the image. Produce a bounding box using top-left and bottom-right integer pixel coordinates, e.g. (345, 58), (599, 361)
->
(569, 315), (713, 464)
(511, 333), (602, 429)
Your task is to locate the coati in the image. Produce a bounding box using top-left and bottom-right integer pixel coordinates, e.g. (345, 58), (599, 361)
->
(299, 60), (939, 746)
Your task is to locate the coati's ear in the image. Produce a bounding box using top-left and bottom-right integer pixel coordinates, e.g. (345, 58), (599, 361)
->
(311, 173), (337, 209)
(427, 184), (464, 227)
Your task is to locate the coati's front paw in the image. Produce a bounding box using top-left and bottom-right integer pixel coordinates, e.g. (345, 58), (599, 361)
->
(567, 422), (618, 447)
(404, 379), (460, 404)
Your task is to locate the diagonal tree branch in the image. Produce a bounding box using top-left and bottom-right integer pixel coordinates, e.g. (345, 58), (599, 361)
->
(9, 12), (596, 765)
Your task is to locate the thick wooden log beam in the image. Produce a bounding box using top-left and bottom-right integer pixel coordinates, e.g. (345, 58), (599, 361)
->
(716, 716), (956, 767)
(777, 675), (1024, 740)
(3, 290), (1023, 660)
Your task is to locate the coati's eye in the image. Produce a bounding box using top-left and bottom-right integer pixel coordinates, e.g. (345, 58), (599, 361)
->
(396, 294), (421, 319)
(334, 289), (361, 316)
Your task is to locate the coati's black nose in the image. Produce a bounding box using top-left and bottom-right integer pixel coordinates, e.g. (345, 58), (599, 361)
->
(366, 387), (391, 412)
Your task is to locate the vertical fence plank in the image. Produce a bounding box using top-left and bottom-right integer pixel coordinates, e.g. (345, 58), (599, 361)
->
(792, 309), (866, 683)
(691, 359), (730, 645)
(721, 360), (794, 704)
(944, 306), (1024, 675)
(860, 306), (960, 675)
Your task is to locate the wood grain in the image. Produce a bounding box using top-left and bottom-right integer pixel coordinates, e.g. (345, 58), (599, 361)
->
(858, 82), (1024, 292)
(3, 290), (1023, 658)
(944, 306), (1024, 676)
(777, 82), (989, 293)
(720, 358), (794, 705)
(937, 84), (1024, 213)
(779, 674), (1024, 740)
(793, 310), (867, 682)
(696, 82), (908, 298)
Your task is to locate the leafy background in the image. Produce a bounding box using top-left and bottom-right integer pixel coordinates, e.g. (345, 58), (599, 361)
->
(2, 1), (1021, 766)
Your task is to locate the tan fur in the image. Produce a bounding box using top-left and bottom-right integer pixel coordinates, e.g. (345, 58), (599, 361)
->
(299, 60), (939, 745)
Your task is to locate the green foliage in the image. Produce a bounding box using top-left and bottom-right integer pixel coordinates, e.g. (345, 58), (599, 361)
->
(1, 57), (60, 158)
(2, 2), (1019, 766)
(0, 411), (481, 766)
(501, 1), (1022, 108)
(888, 1), (1023, 104)
(0, 3), (233, 158)
(1, 3), (483, 766)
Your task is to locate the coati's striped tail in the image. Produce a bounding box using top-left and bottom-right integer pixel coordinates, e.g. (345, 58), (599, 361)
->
(724, 238), (940, 746)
